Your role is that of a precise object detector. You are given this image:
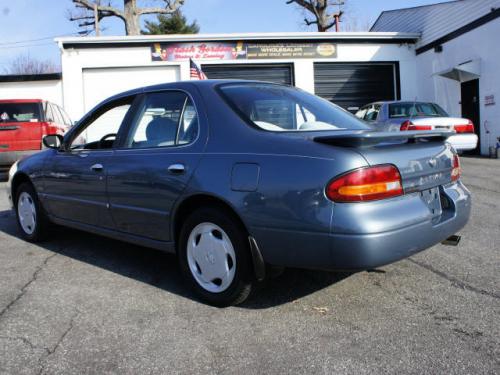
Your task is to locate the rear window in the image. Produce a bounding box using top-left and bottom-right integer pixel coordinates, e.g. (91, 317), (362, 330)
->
(0, 102), (41, 122)
(389, 102), (448, 118)
(218, 83), (370, 132)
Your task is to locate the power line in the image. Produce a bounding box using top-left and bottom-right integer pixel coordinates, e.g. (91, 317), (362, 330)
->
(0, 42), (57, 50)
(0, 33), (79, 47)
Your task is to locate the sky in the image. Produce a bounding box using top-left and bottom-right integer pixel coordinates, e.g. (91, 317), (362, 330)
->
(0, 0), (442, 72)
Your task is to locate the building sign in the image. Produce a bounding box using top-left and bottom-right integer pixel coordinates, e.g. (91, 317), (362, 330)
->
(151, 41), (337, 61)
(485, 94), (495, 106)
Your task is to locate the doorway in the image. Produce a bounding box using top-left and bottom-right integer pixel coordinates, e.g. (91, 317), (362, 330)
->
(461, 79), (480, 153)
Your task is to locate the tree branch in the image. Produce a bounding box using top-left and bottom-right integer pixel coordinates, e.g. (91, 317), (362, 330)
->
(139, 0), (185, 15)
(72, 0), (125, 20)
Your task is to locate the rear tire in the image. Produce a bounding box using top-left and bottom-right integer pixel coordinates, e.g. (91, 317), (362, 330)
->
(178, 207), (254, 307)
(15, 183), (50, 242)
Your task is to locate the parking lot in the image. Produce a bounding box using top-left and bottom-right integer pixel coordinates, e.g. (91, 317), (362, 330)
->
(0, 157), (498, 374)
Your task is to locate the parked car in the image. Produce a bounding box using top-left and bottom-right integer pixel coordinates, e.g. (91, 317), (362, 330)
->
(0, 99), (71, 178)
(6, 81), (471, 306)
(355, 101), (478, 151)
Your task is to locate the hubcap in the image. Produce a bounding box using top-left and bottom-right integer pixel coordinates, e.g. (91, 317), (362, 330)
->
(17, 192), (37, 235)
(186, 222), (236, 293)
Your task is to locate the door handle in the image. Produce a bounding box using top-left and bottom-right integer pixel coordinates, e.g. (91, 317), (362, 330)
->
(91, 163), (104, 172)
(168, 163), (185, 174)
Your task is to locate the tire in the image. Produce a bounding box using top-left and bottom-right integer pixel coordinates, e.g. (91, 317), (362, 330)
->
(15, 182), (50, 242)
(178, 207), (254, 307)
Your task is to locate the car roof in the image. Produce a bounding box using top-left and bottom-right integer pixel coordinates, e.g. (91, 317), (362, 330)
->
(106, 79), (290, 101)
(363, 100), (437, 107)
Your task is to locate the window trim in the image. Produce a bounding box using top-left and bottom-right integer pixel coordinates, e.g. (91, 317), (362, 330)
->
(62, 95), (138, 152)
(118, 89), (200, 151)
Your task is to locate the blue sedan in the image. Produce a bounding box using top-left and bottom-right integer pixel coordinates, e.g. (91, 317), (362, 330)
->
(6, 80), (471, 306)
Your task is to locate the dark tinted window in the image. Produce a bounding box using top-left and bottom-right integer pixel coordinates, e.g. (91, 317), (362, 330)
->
(364, 104), (381, 121)
(219, 83), (370, 132)
(389, 102), (448, 118)
(0, 102), (41, 122)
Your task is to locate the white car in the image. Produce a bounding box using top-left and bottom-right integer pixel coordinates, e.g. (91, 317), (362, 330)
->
(356, 101), (478, 151)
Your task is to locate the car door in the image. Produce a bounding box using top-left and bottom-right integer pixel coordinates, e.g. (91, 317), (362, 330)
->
(43, 96), (136, 228)
(106, 90), (205, 241)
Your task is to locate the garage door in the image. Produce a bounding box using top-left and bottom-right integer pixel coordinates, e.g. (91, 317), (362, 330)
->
(314, 63), (399, 111)
(202, 64), (294, 85)
(82, 66), (180, 112)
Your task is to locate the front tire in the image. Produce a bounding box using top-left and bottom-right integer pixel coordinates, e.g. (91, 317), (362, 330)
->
(15, 183), (50, 242)
(178, 207), (254, 307)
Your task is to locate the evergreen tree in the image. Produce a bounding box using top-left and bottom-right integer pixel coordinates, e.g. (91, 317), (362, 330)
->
(142, 10), (199, 34)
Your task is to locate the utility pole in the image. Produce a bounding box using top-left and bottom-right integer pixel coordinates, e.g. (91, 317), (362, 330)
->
(94, 3), (100, 36)
(333, 1), (344, 32)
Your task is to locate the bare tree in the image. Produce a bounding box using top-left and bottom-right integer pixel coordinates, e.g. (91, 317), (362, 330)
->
(3, 54), (59, 75)
(69, 0), (185, 36)
(286, 0), (345, 32)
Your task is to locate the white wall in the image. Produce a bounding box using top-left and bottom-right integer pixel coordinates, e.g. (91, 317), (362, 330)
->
(0, 79), (62, 106)
(416, 19), (500, 154)
(61, 46), (182, 121)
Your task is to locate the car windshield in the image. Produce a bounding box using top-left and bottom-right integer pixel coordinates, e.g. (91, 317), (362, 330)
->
(0, 102), (41, 122)
(389, 102), (448, 118)
(218, 83), (370, 132)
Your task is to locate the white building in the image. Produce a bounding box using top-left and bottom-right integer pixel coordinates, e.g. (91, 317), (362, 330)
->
(0, 0), (498, 155)
(372, 0), (500, 154)
(53, 32), (419, 122)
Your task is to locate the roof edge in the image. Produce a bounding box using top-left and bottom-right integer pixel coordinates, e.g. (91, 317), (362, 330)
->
(0, 73), (62, 83)
(55, 31), (420, 46)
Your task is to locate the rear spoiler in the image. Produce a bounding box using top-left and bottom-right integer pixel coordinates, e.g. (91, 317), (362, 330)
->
(313, 131), (454, 148)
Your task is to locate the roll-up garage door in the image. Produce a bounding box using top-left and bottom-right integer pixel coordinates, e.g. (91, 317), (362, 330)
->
(82, 65), (180, 112)
(314, 62), (399, 112)
(202, 64), (294, 85)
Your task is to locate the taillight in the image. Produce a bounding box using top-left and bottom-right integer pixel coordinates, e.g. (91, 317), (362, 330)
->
(400, 120), (432, 131)
(451, 154), (461, 182)
(326, 165), (403, 202)
(454, 120), (474, 133)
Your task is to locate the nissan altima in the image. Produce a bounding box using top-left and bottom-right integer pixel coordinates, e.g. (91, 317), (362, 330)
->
(6, 81), (471, 306)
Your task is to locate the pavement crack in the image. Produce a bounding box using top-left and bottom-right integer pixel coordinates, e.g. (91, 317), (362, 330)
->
(408, 258), (500, 300)
(0, 335), (49, 354)
(0, 253), (58, 321)
(37, 310), (79, 375)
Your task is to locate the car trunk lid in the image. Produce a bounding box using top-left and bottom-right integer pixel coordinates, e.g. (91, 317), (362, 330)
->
(314, 130), (456, 193)
(410, 116), (471, 131)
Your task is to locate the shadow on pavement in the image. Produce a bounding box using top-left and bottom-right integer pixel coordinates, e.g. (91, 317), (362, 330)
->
(0, 209), (352, 308)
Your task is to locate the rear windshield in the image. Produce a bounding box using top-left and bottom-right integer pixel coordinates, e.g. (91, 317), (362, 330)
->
(0, 102), (41, 122)
(218, 83), (370, 132)
(389, 102), (448, 118)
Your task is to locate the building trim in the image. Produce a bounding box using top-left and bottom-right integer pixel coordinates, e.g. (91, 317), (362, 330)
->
(0, 73), (62, 83)
(56, 32), (420, 49)
(416, 7), (500, 55)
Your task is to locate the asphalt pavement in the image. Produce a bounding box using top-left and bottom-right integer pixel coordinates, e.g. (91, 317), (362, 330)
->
(0, 156), (499, 374)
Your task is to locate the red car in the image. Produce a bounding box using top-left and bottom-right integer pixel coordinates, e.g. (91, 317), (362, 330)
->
(0, 99), (71, 177)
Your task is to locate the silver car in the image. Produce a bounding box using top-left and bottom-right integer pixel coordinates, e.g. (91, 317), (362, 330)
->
(355, 101), (478, 151)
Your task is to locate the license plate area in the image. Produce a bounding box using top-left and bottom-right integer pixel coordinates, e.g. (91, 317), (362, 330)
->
(421, 187), (442, 218)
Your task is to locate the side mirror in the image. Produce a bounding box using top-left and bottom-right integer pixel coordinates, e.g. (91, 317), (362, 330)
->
(42, 134), (64, 150)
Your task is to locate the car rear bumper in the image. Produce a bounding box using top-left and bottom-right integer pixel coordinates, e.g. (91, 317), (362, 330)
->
(447, 133), (478, 151)
(252, 181), (471, 271)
